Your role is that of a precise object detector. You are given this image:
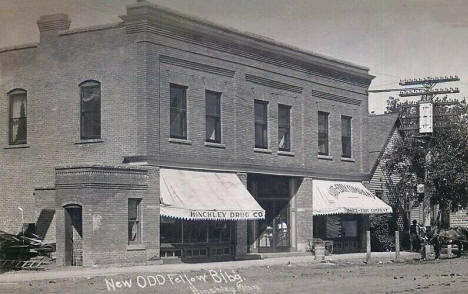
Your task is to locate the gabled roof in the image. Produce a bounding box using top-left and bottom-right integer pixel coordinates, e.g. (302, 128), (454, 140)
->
(368, 113), (399, 174)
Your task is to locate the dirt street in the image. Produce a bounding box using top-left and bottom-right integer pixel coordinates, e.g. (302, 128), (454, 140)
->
(1, 257), (467, 294)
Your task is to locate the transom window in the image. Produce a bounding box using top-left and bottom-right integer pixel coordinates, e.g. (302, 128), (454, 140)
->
(128, 199), (142, 245)
(278, 104), (291, 151)
(341, 115), (352, 158)
(170, 84), (187, 139)
(205, 91), (221, 143)
(8, 89), (27, 145)
(80, 81), (101, 140)
(254, 100), (268, 149)
(318, 111), (329, 155)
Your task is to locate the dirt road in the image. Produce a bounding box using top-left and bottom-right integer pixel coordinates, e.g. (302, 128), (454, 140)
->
(1, 257), (467, 293)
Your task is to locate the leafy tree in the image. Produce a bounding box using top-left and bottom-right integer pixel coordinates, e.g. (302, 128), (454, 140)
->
(384, 96), (401, 114)
(383, 101), (468, 229)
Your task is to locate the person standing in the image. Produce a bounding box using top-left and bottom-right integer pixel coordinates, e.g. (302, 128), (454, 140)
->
(410, 220), (422, 251)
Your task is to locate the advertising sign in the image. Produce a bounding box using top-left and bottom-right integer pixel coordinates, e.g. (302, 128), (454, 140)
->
(419, 102), (433, 133)
(417, 184), (425, 194)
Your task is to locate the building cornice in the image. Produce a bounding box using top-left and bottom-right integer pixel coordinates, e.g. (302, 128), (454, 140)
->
(0, 43), (38, 54)
(120, 2), (374, 87)
(312, 90), (361, 106)
(245, 74), (303, 93)
(159, 55), (235, 78)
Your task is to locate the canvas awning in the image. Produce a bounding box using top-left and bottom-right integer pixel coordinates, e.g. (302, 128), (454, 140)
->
(160, 168), (265, 220)
(312, 180), (392, 215)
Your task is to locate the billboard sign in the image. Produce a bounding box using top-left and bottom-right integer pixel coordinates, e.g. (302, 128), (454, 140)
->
(419, 102), (433, 133)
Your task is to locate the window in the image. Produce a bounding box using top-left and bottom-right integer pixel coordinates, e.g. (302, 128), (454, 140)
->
(254, 100), (268, 148)
(375, 190), (384, 199)
(80, 81), (101, 140)
(128, 199), (142, 245)
(170, 84), (187, 139)
(278, 104), (291, 151)
(8, 89), (27, 145)
(318, 111), (329, 155)
(205, 91), (221, 143)
(341, 115), (352, 158)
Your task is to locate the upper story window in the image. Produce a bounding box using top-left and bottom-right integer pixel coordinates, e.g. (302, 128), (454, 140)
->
(170, 84), (187, 139)
(278, 104), (291, 151)
(80, 81), (101, 140)
(205, 90), (221, 143)
(254, 100), (268, 149)
(8, 89), (27, 145)
(318, 111), (329, 155)
(341, 115), (352, 158)
(128, 198), (142, 245)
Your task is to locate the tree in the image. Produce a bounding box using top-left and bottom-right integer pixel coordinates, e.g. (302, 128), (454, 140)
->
(383, 101), (468, 230)
(384, 96), (401, 114)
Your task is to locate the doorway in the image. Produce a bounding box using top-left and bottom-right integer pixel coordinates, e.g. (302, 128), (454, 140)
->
(257, 199), (290, 252)
(64, 204), (83, 266)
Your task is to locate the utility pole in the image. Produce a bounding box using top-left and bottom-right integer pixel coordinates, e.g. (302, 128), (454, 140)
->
(369, 75), (462, 231)
(397, 76), (460, 231)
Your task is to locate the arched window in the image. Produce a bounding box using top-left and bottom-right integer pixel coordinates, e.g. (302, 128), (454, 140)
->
(79, 81), (101, 140)
(8, 89), (27, 145)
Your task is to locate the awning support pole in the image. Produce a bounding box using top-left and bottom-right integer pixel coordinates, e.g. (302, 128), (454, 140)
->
(366, 231), (371, 263)
(395, 231), (400, 262)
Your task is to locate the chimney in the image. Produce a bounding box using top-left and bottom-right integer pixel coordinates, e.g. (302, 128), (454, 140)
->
(37, 13), (71, 36)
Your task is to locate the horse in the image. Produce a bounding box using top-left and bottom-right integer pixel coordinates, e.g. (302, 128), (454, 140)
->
(430, 226), (468, 259)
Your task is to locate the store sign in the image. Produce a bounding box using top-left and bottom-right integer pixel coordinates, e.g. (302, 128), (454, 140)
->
(419, 103), (433, 133)
(328, 183), (376, 199)
(189, 210), (264, 219)
(417, 184), (425, 194)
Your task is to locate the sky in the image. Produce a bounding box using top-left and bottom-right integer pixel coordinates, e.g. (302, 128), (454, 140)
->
(1, 0), (467, 114)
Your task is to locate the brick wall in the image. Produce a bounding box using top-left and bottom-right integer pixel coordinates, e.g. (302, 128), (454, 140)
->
(0, 2), (373, 245)
(0, 21), (138, 233)
(55, 165), (159, 266)
(34, 187), (56, 243)
(293, 177), (313, 252)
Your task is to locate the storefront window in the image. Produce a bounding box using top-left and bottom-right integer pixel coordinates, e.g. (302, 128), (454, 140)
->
(208, 221), (231, 243)
(160, 217), (182, 243)
(342, 220), (358, 238)
(160, 219), (233, 244)
(183, 221), (208, 243)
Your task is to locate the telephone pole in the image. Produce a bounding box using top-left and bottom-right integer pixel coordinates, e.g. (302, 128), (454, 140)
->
(369, 75), (463, 230)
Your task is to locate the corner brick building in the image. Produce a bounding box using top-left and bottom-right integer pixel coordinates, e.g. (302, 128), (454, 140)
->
(0, 1), (391, 265)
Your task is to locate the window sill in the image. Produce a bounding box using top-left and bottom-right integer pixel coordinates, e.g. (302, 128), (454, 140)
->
(317, 154), (333, 160)
(4, 144), (30, 149)
(254, 148), (272, 154)
(341, 157), (355, 162)
(127, 244), (146, 251)
(75, 139), (104, 145)
(277, 150), (295, 157)
(204, 142), (226, 149)
(168, 138), (192, 145)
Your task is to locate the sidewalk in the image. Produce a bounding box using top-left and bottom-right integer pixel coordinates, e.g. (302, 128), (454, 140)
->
(0, 251), (421, 283)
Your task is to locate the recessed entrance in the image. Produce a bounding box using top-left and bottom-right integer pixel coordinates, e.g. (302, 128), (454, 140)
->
(257, 199), (290, 252)
(249, 175), (291, 253)
(64, 204), (83, 266)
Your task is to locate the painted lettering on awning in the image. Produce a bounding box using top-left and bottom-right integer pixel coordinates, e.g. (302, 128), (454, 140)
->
(328, 184), (376, 199)
(189, 210), (264, 219)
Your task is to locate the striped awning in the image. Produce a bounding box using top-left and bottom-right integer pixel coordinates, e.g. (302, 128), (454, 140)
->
(313, 180), (393, 215)
(160, 168), (265, 221)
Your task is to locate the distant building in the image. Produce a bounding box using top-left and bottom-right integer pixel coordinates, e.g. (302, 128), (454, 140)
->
(0, 1), (391, 266)
(366, 113), (468, 232)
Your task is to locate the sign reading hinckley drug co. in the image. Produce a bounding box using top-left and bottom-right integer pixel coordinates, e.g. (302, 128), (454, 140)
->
(189, 210), (264, 220)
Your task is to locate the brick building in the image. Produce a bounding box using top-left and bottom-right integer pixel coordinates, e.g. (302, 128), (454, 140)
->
(0, 1), (391, 265)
